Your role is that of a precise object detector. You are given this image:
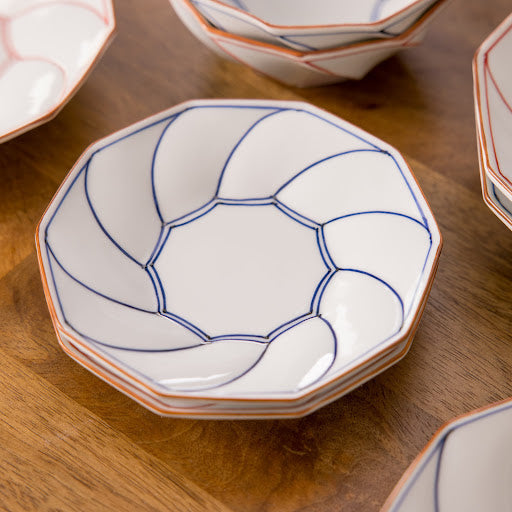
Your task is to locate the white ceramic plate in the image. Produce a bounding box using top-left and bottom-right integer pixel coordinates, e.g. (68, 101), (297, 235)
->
(474, 12), (512, 204)
(171, 0), (448, 87)
(382, 398), (512, 512)
(0, 0), (115, 143)
(37, 99), (441, 417)
(191, 0), (439, 51)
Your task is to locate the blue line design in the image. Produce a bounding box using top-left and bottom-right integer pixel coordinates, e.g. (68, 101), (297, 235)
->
(46, 243), (156, 314)
(151, 114), (182, 224)
(370, 0), (387, 22)
(44, 101), (435, 395)
(215, 108), (284, 195)
(323, 210), (429, 229)
(84, 160), (142, 267)
(274, 148), (385, 196)
(310, 269), (336, 313)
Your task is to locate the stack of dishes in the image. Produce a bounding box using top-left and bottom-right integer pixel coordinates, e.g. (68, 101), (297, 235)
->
(169, 0), (450, 87)
(0, 0), (115, 143)
(36, 99), (442, 419)
(474, 13), (512, 231)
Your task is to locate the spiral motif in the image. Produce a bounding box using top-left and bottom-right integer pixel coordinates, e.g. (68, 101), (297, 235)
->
(41, 101), (438, 397)
(0, 0), (114, 141)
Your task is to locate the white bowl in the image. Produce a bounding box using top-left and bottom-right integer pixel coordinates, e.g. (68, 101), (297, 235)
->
(382, 398), (512, 512)
(171, 0), (449, 87)
(37, 99), (441, 418)
(474, 12), (512, 215)
(191, 0), (440, 51)
(0, 0), (115, 143)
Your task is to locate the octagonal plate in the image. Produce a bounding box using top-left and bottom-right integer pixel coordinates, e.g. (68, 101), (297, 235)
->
(0, 0), (115, 143)
(36, 99), (441, 414)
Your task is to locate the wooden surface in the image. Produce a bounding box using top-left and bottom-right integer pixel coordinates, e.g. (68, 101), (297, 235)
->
(1, 0), (511, 510)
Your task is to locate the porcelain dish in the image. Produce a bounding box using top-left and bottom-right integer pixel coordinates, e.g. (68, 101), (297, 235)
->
(170, 0), (449, 87)
(37, 99), (442, 418)
(0, 0), (115, 143)
(382, 398), (512, 511)
(474, 12), (512, 229)
(191, 0), (440, 51)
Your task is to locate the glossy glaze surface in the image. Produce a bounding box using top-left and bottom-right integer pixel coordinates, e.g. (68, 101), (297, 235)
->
(37, 99), (441, 412)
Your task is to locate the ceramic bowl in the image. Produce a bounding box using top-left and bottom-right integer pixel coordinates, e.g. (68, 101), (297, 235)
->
(171, 0), (449, 87)
(474, 12), (512, 215)
(191, 0), (440, 51)
(0, 0), (115, 143)
(382, 398), (512, 511)
(37, 99), (441, 418)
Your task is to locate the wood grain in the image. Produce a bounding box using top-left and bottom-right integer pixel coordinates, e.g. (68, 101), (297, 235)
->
(1, 0), (511, 510)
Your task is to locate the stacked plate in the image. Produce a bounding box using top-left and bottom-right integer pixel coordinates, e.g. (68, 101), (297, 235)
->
(0, 0), (115, 143)
(36, 99), (442, 419)
(170, 0), (450, 87)
(474, 13), (512, 231)
(382, 398), (512, 511)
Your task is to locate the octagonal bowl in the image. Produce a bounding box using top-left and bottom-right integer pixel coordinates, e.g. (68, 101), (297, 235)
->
(171, 0), (448, 87)
(474, 12), (512, 229)
(382, 397), (512, 512)
(0, 0), (115, 143)
(36, 99), (442, 419)
(190, 0), (440, 51)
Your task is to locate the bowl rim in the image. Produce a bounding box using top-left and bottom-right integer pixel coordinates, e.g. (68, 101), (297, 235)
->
(36, 98), (443, 404)
(191, 0), (438, 33)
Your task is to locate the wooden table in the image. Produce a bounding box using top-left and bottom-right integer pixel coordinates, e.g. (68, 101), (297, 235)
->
(1, 0), (511, 510)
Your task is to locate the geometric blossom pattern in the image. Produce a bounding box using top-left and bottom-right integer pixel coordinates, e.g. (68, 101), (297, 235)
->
(39, 100), (439, 398)
(0, 0), (114, 142)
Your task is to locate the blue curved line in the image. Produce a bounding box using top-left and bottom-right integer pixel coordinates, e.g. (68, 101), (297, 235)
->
(267, 311), (315, 340)
(216, 196), (274, 205)
(289, 109), (381, 150)
(192, 1), (227, 31)
(83, 160), (142, 267)
(274, 199), (320, 229)
(317, 226), (337, 270)
(149, 226), (172, 265)
(45, 164), (88, 240)
(46, 243), (157, 314)
(305, 315), (338, 387)
(433, 436), (447, 512)
(210, 334), (269, 343)
(215, 108), (286, 196)
(78, 330), (205, 353)
(145, 266), (162, 312)
(274, 148), (384, 196)
(146, 225), (165, 267)
(343, 268), (405, 321)
(160, 311), (210, 341)
(164, 198), (217, 228)
(385, 152), (428, 228)
(171, 201), (219, 229)
(150, 114), (182, 224)
(323, 210), (430, 230)
(310, 269), (336, 312)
